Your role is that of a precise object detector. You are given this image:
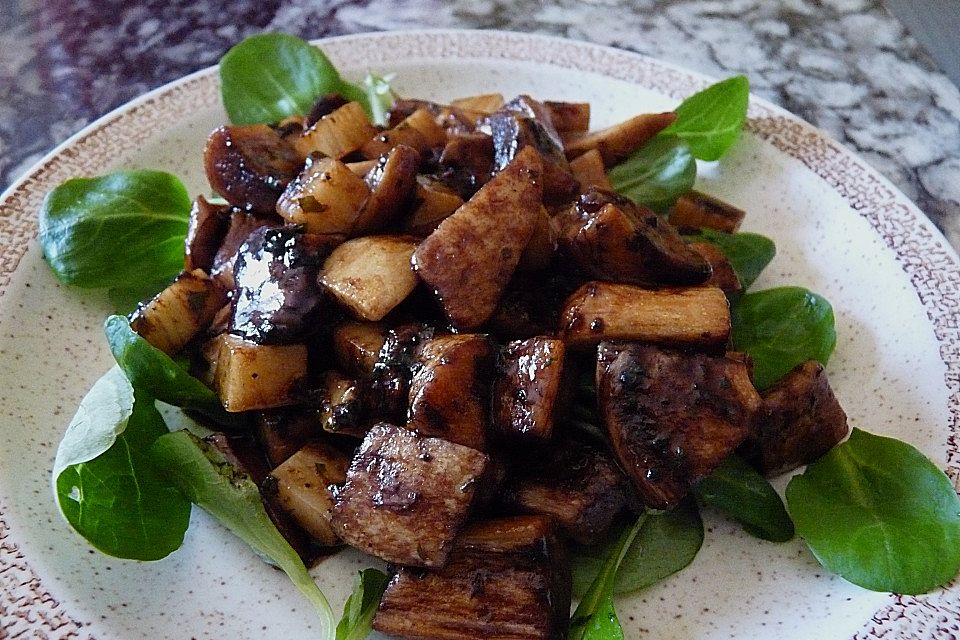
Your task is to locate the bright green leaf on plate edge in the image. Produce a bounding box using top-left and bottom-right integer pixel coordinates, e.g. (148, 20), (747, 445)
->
(608, 134), (696, 212)
(662, 75), (749, 161)
(220, 32), (369, 125)
(54, 374), (190, 561)
(38, 170), (190, 289)
(691, 228), (776, 291)
(786, 428), (960, 595)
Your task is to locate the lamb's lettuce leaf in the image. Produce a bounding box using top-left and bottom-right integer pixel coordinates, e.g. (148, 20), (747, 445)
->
(39, 170), (190, 290)
(568, 514), (647, 640)
(336, 568), (391, 640)
(104, 315), (234, 425)
(150, 430), (336, 638)
(220, 32), (369, 125)
(609, 135), (696, 212)
(661, 75), (749, 161)
(53, 369), (190, 560)
(786, 428), (960, 595)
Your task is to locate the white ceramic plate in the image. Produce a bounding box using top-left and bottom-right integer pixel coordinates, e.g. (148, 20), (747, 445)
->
(1, 30), (957, 640)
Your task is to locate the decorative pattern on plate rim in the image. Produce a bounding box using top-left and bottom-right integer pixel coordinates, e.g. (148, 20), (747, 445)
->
(0, 503), (91, 639)
(0, 29), (957, 640)
(0, 73), (220, 300)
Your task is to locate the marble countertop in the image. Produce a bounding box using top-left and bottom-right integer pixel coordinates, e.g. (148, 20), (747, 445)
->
(1, 0), (958, 248)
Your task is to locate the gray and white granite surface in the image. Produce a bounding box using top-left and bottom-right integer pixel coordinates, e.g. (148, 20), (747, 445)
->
(2, 0), (958, 248)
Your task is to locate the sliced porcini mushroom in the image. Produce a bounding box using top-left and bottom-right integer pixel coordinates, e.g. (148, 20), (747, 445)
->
(554, 187), (711, 286)
(596, 343), (761, 509)
(204, 124), (303, 213)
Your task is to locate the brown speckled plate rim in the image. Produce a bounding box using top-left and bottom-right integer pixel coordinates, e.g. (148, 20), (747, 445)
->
(0, 29), (957, 639)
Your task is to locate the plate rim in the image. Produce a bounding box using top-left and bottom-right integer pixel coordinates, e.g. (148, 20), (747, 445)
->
(1, 28), (957, 639)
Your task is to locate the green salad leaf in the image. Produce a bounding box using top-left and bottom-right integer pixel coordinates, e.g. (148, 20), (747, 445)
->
(572, 501), (703, 597)
(786, 429), (960, 594)
(694, 454), (794, 542)
(731, 286), (836, 390)
(38, 170), (190, 289)
(150, 430), (335, 637)
(363, 72), (397, 127)
(662, 75), (749, 161)
(608, 134), (696, 212)
(691, 228), (776, 291)
(569, 514), (646, 640)
(220, 32), (368, 125)
(52, 366), (135, 477)
(336, 568), (391, 640)
(53, 369), (190, 560)
(104, 315), (235, 425)
(107, 277), (176, 314)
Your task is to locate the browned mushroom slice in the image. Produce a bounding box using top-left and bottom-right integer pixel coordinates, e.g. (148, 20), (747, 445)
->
(436, 106), (484, 135)
(255, 409), (322, 468)
(275, 115), (306, 142)
(597, 343), (761, 509)
(332, 321), (389, 378)
(487, 271), (583, 342)
(407, 334), (494, 451)
(482, 95), (579, 205)
(401, 107), (448, 148)
(388, 98), (440, 127)
(544, 101), (591, 134)
(503, 438), (630, 545)
(492, 336), (566, 442)
(303, 93), (349, 128)
(568, 149), (612, 191)
(331, 424), (489, 567)
(554, 187), (711, 286)
(741, 360), (849, 477)
(130, 269), (227, 355)
(490, 95), (566, 166)
(316, 370), (371, 438)
(263, 441), (350, 547)
(403, 176), (464, 236)
(209, 210), (279, 290)
(688, 241), (742, 295)
(351, 144), (420, 235)
(204, 124), (303, 213)
(559, 282), (730, 350)
(668, 190), (746, 233)
(517, 206), (555, 272)
(438, 132), (496, 194)
(231, 226), (327, 344)
(373, 515), (570, 640)
(367, 323), (436, 425)
(472, 455), (510, 509)
(413, 146), (543, 330)
(184, 195), (230, 273)
(345, 159), (378, 176)
(450, 93), (505, 114)
(362, 108), (446, 159)
(562, 111), (677, 166)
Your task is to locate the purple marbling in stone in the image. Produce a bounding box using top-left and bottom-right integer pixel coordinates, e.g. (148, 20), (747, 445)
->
(1, 0), (958, 247)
